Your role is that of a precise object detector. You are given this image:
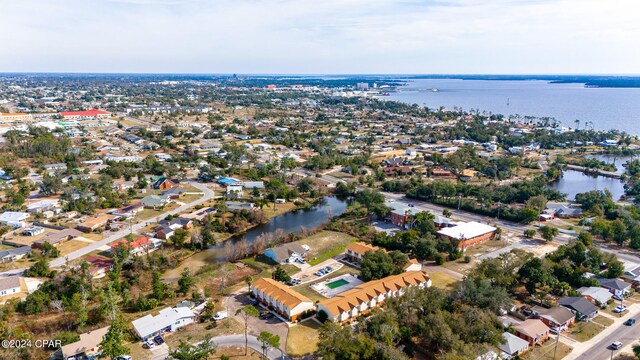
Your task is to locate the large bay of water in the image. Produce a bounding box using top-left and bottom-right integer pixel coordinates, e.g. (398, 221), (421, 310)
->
(388, 79), (640, 135)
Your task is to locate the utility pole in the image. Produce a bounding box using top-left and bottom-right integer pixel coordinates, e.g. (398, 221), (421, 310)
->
(552, 328), (561, 359)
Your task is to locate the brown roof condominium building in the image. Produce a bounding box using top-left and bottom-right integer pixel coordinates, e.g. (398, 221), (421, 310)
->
(317, 271), (432, 324)
(250, 277), (314, 322)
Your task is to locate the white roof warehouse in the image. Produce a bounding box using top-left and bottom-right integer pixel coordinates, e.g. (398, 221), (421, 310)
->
(132, 307), (195, 340)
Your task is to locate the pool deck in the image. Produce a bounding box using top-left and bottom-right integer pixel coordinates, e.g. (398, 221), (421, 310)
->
(311, 274), (364, 298)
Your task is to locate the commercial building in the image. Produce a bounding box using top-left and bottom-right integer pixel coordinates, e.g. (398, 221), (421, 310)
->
(317, 271), (431, 324)
(436, 221), (496, 250)
(0, 112), (33, 123)
(60, 109), (110, 120)
(250, 277), (314, 321)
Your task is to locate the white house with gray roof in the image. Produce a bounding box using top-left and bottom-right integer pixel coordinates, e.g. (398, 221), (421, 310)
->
(132, 307), (195, 340)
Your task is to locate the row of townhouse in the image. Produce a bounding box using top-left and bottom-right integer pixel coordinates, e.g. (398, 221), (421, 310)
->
(250, 271), (431, 323)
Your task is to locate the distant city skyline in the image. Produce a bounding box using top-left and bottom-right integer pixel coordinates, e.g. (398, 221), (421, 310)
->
(1, 0), (639, 74)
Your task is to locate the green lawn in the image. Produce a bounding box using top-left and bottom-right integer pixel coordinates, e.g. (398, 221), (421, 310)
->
(308, 244), (348, 265)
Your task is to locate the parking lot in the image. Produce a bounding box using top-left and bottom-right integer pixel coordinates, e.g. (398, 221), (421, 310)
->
(227, 292), (289, 349)
(291, 258), (343, 285)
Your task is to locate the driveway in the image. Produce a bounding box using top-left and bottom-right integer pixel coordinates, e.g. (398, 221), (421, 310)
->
(226, 292), (290, 349)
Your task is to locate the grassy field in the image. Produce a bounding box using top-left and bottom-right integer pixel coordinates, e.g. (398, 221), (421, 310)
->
(301, 231), (356, 265)
(429, 272), (460, 290)
(567, 320), (608, 342)
(287, 319), (321, 357)
(522, 340), (572, 360)
(593, 315), (614, 327)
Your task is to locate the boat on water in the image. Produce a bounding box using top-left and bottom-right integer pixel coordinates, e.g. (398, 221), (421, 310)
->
(431, 88), (439, 92)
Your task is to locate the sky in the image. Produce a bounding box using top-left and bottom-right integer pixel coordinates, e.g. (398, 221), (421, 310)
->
(1, 0), (639, 74)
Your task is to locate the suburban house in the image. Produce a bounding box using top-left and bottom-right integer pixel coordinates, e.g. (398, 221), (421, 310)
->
(531, 306), (575, 332)
(344, 242), (380, 264)
(596, 277), (632, 298)
(577, 286), (613, 306)
(623, 265), (640, 285)
(498, 332), (530, 358)
(141, 195), (170, 209)
(76, 214), (115, 232)
(514, 319), (551, 345)
(109, 235), (162, 256)
(111, 202), (144, 216)
(317, 271), (431, 324)
(33, 228), (82, 249)
(242, 181), (265, 190)
(225, 201), (255, 212)
(157, 217), (193, 230)
(0, 276), (21, 298)
(558, 296), (599, 321)
(544, 202), (583, 219)
(56, 326), (109, 360)
(436, 221), (497, 250)
(264, 243), (307, 264)
(162, 187), (186, 199)
(225, 184), (245, 198)
(22, 226), (45, 236)
(26, 199), (59, 214)
(132, 307), (196, 340)
(250, 277), (314, 321)
(0, 246), (31, 263)
(84, 255), (114, 278)
(152, 177), (180, 190)
(0, 211), (30, 228)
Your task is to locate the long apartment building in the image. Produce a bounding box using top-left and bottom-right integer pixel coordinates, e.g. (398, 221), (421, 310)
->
(250, 277), (314, 322)
(317, 271), (431, 324)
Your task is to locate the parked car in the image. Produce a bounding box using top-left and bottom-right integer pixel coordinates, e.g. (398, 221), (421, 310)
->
(614, 305), (628, 313)
(611, 341), (623, 350)
(154, 336), (164, 345)
(145, 339), (155, 348)
(214, 311), (228, 321)
(116, 356), (132, 360)
(625, 318), (636, 326)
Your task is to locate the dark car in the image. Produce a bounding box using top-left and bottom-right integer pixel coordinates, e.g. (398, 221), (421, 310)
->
(625, 318), (636, 326)
(154, 335), (164, 345)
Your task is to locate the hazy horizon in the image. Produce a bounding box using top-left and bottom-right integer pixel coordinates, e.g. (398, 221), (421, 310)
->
(2, 0), (639, 74)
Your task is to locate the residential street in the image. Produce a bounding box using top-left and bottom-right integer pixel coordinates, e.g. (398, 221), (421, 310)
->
(0, 181), (214, 276)
(568, 304), (640, 360)
(151, 334), (289, 360)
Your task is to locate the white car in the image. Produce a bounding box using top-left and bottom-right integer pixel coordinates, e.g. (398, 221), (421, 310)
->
(145, 339), (155, 348)
(214, 311), (228, 321)
(613, 305), (628, 313)
(611, 341), (623, 350)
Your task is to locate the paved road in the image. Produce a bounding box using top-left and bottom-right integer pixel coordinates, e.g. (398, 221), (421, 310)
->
(0, 181), (214, 276)
(569, 306), (640, 360)
(153, 334), (288, 360)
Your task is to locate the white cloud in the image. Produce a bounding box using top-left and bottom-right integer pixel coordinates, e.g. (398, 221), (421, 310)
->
(0, 0), (638, 73)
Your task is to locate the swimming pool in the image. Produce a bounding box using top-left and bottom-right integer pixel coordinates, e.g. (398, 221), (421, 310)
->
(326, 279), (349, 289)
